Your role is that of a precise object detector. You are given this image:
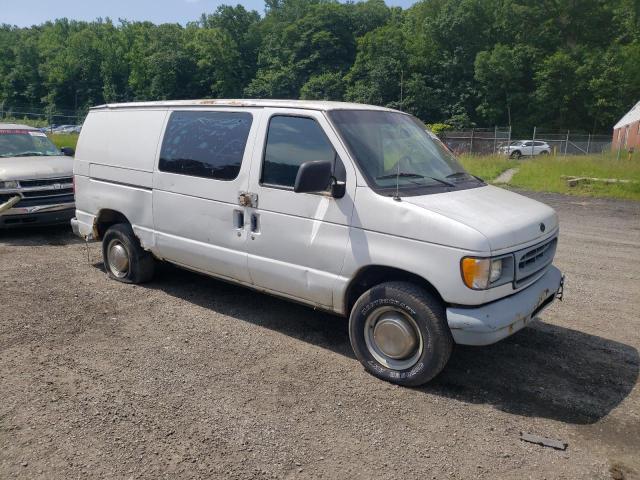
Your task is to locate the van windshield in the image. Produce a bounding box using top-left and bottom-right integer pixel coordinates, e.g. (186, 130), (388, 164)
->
(0, 130), (61, 158)
(328, 110), (482, 195)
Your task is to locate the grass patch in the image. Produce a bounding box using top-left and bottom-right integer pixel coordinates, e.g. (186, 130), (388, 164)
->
(458, 154), (518, 181)
(509, 153), (640, 201)
(49, 133), (79, 150)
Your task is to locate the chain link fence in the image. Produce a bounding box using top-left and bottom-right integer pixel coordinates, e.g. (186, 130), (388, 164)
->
(0, 103), (85, 129)
(441, 127), (612, 156)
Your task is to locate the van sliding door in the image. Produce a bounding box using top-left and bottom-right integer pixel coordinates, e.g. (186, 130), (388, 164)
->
(152, 108), (262, 284)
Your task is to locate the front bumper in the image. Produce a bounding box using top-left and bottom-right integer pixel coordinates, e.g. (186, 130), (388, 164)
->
(0, 203), (75, 228)
(447, 265), (563, 346)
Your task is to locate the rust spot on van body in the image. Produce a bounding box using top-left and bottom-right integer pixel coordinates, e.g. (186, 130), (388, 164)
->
(198, 99), (247, 106)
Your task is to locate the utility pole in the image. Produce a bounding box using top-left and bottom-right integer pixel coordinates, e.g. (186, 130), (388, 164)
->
(493, 125), (498, 154)
(531, 126), (537, 157)
(564, 130), (570, 157)
(470, 128), (475, 155)
(399, 69), (404, 112)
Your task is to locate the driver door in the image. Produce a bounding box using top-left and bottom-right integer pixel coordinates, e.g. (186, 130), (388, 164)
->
(244, 108), (357, 308)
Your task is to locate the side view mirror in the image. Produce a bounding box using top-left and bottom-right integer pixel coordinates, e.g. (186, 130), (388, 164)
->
(294, 160), (333, 194)
(331, 181), (346, 199)
(61, 147), (75, 157)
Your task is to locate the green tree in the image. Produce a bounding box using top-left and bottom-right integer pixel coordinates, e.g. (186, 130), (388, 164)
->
(300, 72), (345, 100)
(474, 44), (536, 126)
(0, 0), (637, 134)
(533, 50), (581, 129)
(199, 5), (261, 89)
(246, 0), (359, 98)
(127, 23), (195, 100)
(345, 23), (407, 108)
(185, 26), (240, 97)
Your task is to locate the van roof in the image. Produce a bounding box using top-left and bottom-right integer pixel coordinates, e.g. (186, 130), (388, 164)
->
(0, 123), (37, 130)
(90, 99), (399, 113)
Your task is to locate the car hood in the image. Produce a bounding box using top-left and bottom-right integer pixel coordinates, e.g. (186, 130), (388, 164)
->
(0, 155), (73, 181)
(403, 185), (558, 251)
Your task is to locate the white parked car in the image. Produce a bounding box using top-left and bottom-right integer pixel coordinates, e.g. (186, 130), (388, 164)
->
(0, 123), (75, 228)
(501, 140), (551, 158)
(71, 100), (563, 386)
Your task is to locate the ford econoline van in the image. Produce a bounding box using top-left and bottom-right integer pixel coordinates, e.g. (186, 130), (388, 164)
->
(71, 100), (563, 386)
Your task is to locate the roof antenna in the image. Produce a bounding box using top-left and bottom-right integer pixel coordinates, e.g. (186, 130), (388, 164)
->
(393, 158), (401, 202)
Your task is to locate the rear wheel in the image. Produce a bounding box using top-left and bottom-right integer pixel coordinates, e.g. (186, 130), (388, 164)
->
(539, 150), (550, 156)
(102, 223), (155, 284)
(349, 281), (453, 386)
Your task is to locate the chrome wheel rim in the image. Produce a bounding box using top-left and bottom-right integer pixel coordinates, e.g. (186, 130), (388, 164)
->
(364, 306), (423, 370)
(107, 239), (129, 278)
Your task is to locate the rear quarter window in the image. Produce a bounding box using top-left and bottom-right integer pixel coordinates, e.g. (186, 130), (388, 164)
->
(159, 111), (252, 181)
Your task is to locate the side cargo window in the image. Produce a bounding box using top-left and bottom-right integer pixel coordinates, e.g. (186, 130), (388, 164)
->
(159, 111), (252, 180)
(261, 115), (344, 189)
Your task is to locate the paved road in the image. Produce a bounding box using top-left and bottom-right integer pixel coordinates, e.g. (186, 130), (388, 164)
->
(1, 191), (639, 479)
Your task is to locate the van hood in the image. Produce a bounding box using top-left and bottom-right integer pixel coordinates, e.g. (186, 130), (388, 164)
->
(403, 185), (558, 251)
(0, 155), (73, 181)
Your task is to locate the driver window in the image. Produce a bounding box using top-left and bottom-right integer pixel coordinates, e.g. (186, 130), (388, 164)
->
(261, 115), (337, 189)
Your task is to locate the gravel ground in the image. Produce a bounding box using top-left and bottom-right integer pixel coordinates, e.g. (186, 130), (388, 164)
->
(1, 191), (639, 479)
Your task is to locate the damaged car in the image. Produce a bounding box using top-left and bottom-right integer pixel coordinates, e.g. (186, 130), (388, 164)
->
(0, 123), (75, 228)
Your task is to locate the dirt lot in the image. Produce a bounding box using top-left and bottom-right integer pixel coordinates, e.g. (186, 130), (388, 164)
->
(1, 191), (639, 479)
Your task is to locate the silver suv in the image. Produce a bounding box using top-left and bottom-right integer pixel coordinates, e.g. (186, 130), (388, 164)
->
(0, 124), (75, 228)
(501, 140), (551, 158)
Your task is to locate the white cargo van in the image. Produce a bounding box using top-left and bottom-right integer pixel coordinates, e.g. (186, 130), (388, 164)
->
(71, 100), (563, 386)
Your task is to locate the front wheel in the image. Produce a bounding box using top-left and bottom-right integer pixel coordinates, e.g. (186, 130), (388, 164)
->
(510, 150), (522, 159)
(349, 281), (453, 386)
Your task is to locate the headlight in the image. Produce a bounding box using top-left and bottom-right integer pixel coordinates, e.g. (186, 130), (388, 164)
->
(0, 180), (18, 189)
(461, 255), (514, 290)
(489, 258), (503, 282)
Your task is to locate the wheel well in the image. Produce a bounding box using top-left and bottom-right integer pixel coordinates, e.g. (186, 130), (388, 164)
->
(344, 265), (444, 315)
(93, 209), (130, 240)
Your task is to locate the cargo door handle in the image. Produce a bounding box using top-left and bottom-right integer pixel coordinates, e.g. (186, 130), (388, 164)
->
(250, 213), (260, 233)
(233, 209), (244, 231)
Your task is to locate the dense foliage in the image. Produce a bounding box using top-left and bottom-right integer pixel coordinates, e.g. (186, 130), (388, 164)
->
(1, 0), (638, 132)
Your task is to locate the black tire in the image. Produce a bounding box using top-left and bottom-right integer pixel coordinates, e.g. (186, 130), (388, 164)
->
(349, 281), (453, 387)
(510, 150), (522, 159)
(102, 223), (155, 284)
(539, 150), (550, 156)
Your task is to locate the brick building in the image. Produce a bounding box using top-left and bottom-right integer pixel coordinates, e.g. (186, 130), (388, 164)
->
(612, 101), (640, 151)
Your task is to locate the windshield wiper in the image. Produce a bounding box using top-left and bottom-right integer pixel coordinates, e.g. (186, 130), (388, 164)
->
(377, 172), (425, 179)
(446, 171), (485, 183)
(11, 152), (46, 157)
(445, 172), (471, 178)
(427, 176), (455, 187)
(377, 172), (455, 187)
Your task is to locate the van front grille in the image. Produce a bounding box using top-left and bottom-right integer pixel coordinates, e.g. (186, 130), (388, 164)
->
(514, 237), (557, 288)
